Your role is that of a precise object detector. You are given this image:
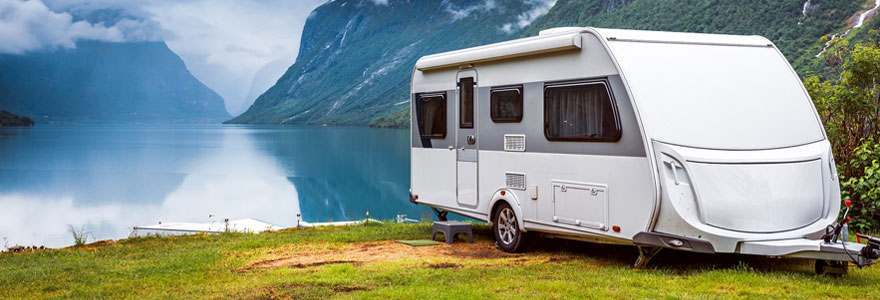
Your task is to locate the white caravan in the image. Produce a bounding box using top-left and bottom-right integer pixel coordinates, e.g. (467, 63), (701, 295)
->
(408, 27), (879, 273)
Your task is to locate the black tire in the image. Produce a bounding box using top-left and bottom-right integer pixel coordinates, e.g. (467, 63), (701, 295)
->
(493, 202), (525, 252)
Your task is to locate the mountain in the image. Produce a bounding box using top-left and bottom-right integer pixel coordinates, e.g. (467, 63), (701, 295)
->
(227, 0), (544, 125)
(0, 8), (230, 123)
(233, 0), (878, 127)
(239, 59), (293, 116)
(523, 0), (871, 77)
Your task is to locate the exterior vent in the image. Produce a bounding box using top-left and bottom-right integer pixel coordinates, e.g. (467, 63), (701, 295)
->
(505, 172), (526, 190)
(504, 134), (526, 152)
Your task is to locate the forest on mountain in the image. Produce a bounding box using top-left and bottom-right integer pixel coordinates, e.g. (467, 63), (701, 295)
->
(234, 0), (880, 128)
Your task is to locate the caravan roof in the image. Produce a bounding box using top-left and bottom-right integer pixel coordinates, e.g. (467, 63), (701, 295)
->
(414, 27), (825, 150)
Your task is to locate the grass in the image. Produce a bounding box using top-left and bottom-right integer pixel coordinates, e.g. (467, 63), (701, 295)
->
(1, 222), (879, 299)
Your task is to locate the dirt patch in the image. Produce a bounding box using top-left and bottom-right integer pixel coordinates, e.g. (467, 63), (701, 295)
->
(286, 260), (363, 269)
(240, 240), (542, 272)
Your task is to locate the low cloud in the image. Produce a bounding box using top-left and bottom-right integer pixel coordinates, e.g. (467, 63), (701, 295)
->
(444, 0), (497, 20)
(141, 0), (325, 114)
(0, 194), (157, 248)
(0, 0), (162, 54)
(500, 0), (557, 33)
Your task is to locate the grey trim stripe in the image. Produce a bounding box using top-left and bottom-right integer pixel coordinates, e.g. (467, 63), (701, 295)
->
(411, 76), (646, 158)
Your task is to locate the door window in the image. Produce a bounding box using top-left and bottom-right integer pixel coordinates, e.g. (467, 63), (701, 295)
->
(460, 77), (474, 128)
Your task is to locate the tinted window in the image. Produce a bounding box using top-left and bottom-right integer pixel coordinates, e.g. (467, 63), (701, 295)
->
(544, 81), (620, 142)
(418, 93), (446, 139)
(490, 86), (523, 122)
(460, 77), (474, 128)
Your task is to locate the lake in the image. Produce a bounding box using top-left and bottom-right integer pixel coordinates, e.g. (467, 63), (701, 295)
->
(0, 124), (424, 248)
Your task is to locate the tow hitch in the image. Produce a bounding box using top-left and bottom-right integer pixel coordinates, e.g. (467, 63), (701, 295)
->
(817, 200), (877, 274)
(857, 233), (880, 261)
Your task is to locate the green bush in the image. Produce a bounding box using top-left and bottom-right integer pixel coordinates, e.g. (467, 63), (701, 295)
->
(804, 34), (880, 232)
(841, 138), (880, 233)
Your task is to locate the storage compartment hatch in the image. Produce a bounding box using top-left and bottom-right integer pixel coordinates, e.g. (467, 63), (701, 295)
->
(551, 181), (608, 230)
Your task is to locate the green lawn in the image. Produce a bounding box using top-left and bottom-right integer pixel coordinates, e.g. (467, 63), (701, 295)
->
(1, 222), (879, 299)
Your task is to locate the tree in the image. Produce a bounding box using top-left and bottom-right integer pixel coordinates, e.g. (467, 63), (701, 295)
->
(804, 31), (880, 232)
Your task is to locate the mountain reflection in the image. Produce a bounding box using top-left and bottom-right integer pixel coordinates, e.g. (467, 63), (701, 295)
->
(0, 124), (416, 248)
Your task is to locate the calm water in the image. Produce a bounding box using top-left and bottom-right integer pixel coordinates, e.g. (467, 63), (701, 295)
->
(0, 124), (423, 247)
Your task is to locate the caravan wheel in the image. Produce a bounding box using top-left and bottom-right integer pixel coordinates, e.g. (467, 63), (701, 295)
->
(493, 202), (524, 252)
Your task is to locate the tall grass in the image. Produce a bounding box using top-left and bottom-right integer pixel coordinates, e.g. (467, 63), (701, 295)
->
(68, 225), (89, 247)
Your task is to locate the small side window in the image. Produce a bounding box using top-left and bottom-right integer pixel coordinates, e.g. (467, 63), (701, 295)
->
(544, 80), (620, 142)
(459, 77), (474, 128)
(490, 85), (523, 123)
(418, 92), (447, 139)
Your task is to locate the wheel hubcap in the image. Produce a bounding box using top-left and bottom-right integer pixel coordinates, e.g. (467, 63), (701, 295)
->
(497, 207), (517, 245)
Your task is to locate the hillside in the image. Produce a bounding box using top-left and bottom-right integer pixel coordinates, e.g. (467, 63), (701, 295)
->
(234, 0), (878, 128)
(523, 0), (870, 78)
(227, 0), (542, 125)
(0, 9), (230, 123)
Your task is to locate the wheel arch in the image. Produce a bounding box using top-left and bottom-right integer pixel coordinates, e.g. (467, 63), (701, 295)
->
(488, 188), (526, 232)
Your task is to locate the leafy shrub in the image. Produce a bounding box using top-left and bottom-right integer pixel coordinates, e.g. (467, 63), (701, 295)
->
(805, 35), (880, 232)
(841, 138), (880, 233)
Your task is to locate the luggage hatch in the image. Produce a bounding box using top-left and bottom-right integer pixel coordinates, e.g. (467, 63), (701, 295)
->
(686, 159), (824, 233)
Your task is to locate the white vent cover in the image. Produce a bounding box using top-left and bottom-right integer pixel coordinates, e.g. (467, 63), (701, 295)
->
(505, 172), (526, 190)
(504, 134), (526, 152)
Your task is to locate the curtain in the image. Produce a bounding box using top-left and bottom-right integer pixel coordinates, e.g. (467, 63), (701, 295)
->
(545, 84), (617, 140)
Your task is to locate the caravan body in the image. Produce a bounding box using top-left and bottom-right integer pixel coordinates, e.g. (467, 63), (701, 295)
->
(409, 27), (873, 267)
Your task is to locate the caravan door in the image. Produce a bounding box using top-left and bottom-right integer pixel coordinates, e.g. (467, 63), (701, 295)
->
(456, 70), (478, 207)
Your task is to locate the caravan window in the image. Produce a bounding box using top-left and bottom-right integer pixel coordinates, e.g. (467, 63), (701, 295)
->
(544, 81), (620, 142)
(490, 86), (523, 122)
(460, 77), (474, 128)
(418, 93), (447, 139)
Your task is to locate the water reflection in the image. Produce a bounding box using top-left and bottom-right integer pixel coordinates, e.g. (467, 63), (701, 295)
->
(254, 126), (412, 222)
(0, 124), (416, 248)
(158, 128), (300, 226)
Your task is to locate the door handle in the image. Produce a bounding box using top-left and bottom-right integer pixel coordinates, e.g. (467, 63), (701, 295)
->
(467, 135), (476, 145)
(448, 145), (454, 150)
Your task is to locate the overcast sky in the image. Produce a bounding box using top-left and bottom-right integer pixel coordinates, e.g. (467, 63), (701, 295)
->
(2, 0), (327, 115)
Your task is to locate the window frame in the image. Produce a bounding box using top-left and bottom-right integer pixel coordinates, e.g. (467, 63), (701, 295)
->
(490, 85), (524, 123)
(417, 92), (448, 139)
(459, 77), (475, 129)
(542, 79), (622, 142)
